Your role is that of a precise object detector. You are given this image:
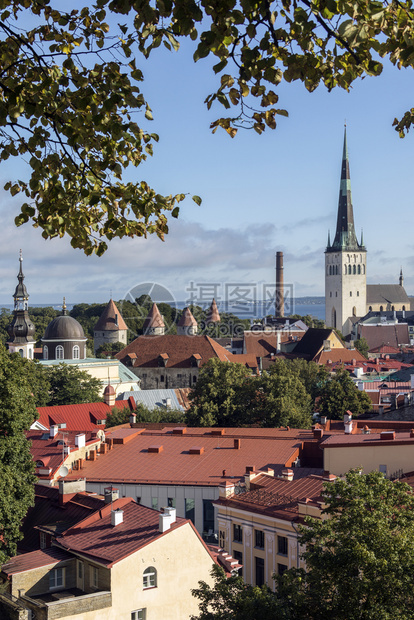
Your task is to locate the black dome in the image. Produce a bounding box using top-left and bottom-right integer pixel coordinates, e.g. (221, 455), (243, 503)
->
(43, 315), (86, 340)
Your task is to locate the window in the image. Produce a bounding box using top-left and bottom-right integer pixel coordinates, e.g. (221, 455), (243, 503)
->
(40, 532), (47, 549)
(49, 567), (65, 590)
(90, 565), (99, 589)
(330, 292), (332, 297)
(233, 550), (243, 577)
(78, 561), (84, 580)
(19, 348), (24, 357)
(233, 524), (243, 543)
(350, 291), (352, 297)
(185, 498), (195, 523)
(278, 563), (288, 576)
(136, 497), (141, 504)
(167, 497), (176, 508)
(160, 374), (164, 382)
(278, 536), (288, 556)
(151, 497), (158, 510)
(143, 566), (157, 589)
(131, 610), (146, 620)
(203, 499), (214, 533)
(255, 556), (265, 587)
(56, 345), (64, 360)
(255, 530), (265, 549)
(357, 291), (359, 296)
(73, 345), (80, 359)
(43, 345), (48, 360)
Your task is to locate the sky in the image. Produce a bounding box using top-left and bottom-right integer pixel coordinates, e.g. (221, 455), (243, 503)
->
(0, 32), (413, 308)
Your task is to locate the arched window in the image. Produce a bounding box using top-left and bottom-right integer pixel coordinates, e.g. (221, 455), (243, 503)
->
(19, 348), (24, 357)
(363, 265), (365, 274)
(344, 265), (347, 275)
(56, 345), (64, 360)
(326, 266), (329, 276)
(73, 345), (80, 359)
(369, 306), (372, 311)
(352, 307), (357, 316)
(403, 305), (406, 311)
(336, 265), (339, 275)
(143, 567), (157, 589)
(348, 265), (352, 275)
(380, 306), (383, 312)
(353, 265), (356, 274)
(357, 265), (361, 274)
(330, 292), (332, 297)
(43, 345), (48, 360)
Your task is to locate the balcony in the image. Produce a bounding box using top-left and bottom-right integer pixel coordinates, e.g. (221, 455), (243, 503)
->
(22, 589), (112, 619)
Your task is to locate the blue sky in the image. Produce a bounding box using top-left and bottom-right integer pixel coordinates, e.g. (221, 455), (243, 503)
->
(0, 37), (413, 307)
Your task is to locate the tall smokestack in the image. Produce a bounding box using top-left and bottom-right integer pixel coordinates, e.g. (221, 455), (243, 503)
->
(276, 251), (284, 318)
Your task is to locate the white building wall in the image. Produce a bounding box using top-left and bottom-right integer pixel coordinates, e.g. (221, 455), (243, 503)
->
(326, 250), (367, 335)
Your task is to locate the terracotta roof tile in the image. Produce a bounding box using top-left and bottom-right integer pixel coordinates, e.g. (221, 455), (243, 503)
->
(94, 299), (128, 332)
(2, 547), (72, 575)
(243, 331), (305, 359)
(36, 400), (135, 433)
(206, 298), (220, 323)
(143, 303), (165, 330)
(178, 307), (198, 327)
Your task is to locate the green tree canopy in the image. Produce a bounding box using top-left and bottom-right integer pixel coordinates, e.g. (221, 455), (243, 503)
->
(354, 337), (370, 359)
(44, 363), (102, 406)
(279, 469), (414, 620)
(0, 348), (38, 564)
(1, 0), (414, 252)
(318, 367), (372, 419)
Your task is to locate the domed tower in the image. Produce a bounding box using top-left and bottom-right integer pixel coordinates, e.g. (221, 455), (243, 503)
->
(7, 251), (35, 358)
(42, 298), (87, 360)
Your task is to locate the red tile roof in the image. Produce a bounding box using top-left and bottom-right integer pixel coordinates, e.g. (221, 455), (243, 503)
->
(315, 349), (366, 364)
(358, 324), (410, 350)
(55, 498), (189, 567)
(206, 298), (220, 323)
(2, 547), (73, 575)
(321, 431), (414, 448)
(65, 428), (312, 486)
(178, 307), (198, 327)
(94, 299), (128, 332)
(243, 331), (305, 359)
(143, 303), (165, 330)
(36, 399), (135, 433)
(116, 335), (232, 368)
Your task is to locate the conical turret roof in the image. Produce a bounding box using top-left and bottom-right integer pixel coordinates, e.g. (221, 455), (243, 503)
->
(206, 298), (220, 323)
(94, 299), (128, 332)
(143, 303), (165, 330)
(177, 307), (197, 327)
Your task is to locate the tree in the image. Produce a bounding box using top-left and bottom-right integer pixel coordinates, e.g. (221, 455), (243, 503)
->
(45, 363), (102, 406)
(133, 402), (184, 424)
(186, 359), (252, 427)
(279, 469), (414, 620)
(318, 368), (372, 419)
(95, 341), (125, 358)
(0, 347), (38, 564)
(2, 1), (414, 253)
(191, 564), (285, 620)
(354, 337), (370, 359)
(105, 406), (131, 428)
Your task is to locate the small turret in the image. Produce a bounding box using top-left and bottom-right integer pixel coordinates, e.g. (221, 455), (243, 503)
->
(143, 303), (165, 336)
(400, 268), (404, 287)
(206, 298), (220, 324)
(177, 307), (198, 335)
(7, 251), (35, 359)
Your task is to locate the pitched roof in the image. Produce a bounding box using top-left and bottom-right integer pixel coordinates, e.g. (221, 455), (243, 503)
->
(64, 428), (314, 487)
(117, 388), (191, 411)
(314, 349), (366, 364)
(177, 307), (198, 327)
(143, 303), (165, 330)
(2, 547), (72, 576)
(243, 331), (305, 359)
(367, 284), (410, 305)
(292, 328), (336, 359)
(116, 335), (232, 368)
(55, 498), (189, 567)
(94, 299), (128, 332)
(358, 324), (410, 350)
(36, 399), (136, 432)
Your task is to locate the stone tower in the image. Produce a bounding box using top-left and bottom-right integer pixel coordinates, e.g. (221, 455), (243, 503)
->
(93, 298), (128, 354)
(7, 251), (36, 359)
(325, 129), (367, 336)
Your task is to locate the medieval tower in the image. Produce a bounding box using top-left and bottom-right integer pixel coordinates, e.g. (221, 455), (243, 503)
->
(325, 129), (367, 336)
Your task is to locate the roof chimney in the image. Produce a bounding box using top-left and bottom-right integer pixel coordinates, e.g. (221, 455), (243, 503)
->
(49, 425), (59, 439)
(234, 438), (241, 450)
(111, 508), (124, 526)
(159, 506), (177, 532)
(75, 434), (85, 448)
(104, 487), (119, 504)
(281, 468), (294, 481)
(344, 420), (353, 434)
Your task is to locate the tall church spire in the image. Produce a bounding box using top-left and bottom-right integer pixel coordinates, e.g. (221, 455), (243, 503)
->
(7, 251), (35, 358)
(329, 127), (362, 252)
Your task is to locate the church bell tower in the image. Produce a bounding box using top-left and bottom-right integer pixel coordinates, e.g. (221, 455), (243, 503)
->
(7, 251), (36, 358)
(325, 128), (367, 336)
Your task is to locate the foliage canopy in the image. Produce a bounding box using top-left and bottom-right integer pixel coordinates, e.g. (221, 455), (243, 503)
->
(1, 0), (414, 252)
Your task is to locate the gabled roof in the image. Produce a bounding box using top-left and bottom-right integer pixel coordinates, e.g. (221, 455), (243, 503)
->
(2, 547), (72, 576)
(358, 324), (410, 350)
(143, 303), (165, 330)
(292, 328), (335, 359)
(116, 335), (232, 368)
(94, 299), (128, 332)
(55, 498), (189, 567)
(36, 399), (136, 432)
(367, 284), (410, 305)
(243, 331), (305, 359)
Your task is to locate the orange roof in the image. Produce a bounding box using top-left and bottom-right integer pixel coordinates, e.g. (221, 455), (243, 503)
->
(37, 399), (136, 432)
(2, 547), (72, 575)
(206, 298), (220, 323)
(178, 307), (198, 327)
(243, 331), (303, 358)
(143, 303), (165, 330)
(316, 349), (366, 364)
(94, 299), (128, 332)
(65, 428), (312, 487)
(116, 334), (232, 368)
(55, 498), (190, 566)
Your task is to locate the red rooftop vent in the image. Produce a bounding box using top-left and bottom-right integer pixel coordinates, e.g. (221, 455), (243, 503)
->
(234, 438), (241, 450)
(172, 427), (187, 435)
(211, 429), (225, 436)
(148, 445), (163, 453)
(245, 466), (255, 474)
(189, 446), (204, 455)
(380, 431), (395, 441)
